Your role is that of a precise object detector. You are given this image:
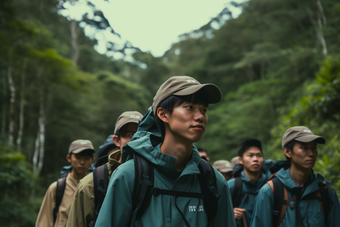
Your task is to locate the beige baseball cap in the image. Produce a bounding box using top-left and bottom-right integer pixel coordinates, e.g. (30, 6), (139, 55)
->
(114, 111), (143, 135)
(213, 160), (233, 173)
(68, 139), (95, 154)
(282, 126), (326, 149)
(152, 76), (222, 114)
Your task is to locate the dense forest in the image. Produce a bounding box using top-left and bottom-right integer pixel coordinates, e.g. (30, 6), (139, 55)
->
(1, 0), (340, 225)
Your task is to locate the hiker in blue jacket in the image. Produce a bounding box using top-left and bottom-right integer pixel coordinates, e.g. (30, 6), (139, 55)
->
(250, 126), (340, 227)
(227, 139), (270, 227)
(95, 76), (236, 227)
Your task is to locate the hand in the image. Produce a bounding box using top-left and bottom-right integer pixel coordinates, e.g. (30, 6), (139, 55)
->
(234, 208), (246, 221)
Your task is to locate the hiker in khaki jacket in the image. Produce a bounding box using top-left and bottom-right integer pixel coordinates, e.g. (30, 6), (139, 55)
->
(66, 111), (143, 227)
(35, 139), (95, 227)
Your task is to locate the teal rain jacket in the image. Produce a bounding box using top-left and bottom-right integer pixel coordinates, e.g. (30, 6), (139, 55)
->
(250, 167), (340, 227)
(227, 170), (268, 227)
(94, 108), (236, 227)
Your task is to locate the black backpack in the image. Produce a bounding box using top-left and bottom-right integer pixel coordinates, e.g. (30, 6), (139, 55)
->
(231, 160), (274, 208)
(54, 163), (95, 221)
(91, 164), (109, 227)
(53, 166), (110, 227)
(268, 173), (331, 226)
(231, 177), (262, 209)
(53, 173), (68, 224)
(268, 160), (331, 226)
(128, 153), (222, 227)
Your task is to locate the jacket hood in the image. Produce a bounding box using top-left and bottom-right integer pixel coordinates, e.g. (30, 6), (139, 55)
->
(240, 170), (268, 194)
(122, 107), (202, 175)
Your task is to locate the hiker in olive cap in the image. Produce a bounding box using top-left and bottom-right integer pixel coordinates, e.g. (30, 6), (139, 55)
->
(36, 139), (95, 227)
(66, 111), (143, 227)
(250, 126), (340, 227)
(227, 138), (272, 227)
(213, 160), (233, 181)
(95, 76), (236, 227)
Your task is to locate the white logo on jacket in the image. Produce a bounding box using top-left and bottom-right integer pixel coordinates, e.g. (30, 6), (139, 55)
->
(188, 205), (204, 212)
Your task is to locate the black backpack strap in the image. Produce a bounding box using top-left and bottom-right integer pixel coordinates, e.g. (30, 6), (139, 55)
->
(197, 159), (221, 224)
(128, 156), (220, 226)
(317, 182), (331, 225)
(53, 173), (67, 224)
(92, 164), (109, 227)
(270, 177), (284, 227)
(128, 153), (154, 227)
(232, 177), (243, 208)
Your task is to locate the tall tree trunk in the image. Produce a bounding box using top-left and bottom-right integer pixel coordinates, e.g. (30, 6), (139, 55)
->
(1, 73), (7, 135)
(32, 92), (45, 176)
(8, 64), (16, 146)
(33, 129), (40, 175)
(37, 97), (45, 174)
(316, 11), (327, 56)
(70, 19), (79, 64)
(17, 59), (27, 151)
(307, 1), (328, 56)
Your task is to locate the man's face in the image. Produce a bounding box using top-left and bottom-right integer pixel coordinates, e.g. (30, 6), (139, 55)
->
(285, 141), (318, 169)
(113, 123), (138, 152)
(239, 146), (264, 173)
(199, 151), (210, 162)
(67, 153), (94, 175)
(165, 102), (208, 143)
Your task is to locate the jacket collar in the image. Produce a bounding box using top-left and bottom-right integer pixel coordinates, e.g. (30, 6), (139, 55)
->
(276, 167), (323, 198)
(240, 170), (268, 193)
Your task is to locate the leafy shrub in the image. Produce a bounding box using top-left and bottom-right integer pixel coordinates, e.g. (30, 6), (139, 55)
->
(0, 143), (39, 227)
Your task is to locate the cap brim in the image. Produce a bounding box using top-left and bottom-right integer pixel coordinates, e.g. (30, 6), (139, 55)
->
(174, 84), (221, 104)
(114, 119), (141, 135)
(219, 168), (233, 173)
(72, 148), (95, 154)
(295, 135), (326, 144)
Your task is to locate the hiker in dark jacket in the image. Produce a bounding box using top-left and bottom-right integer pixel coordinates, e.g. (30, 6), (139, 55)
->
(66, 112), (143, 227)
(95, 76), (236, 227)
(227, 138), (269, 227)
(250, 126), (340, 227)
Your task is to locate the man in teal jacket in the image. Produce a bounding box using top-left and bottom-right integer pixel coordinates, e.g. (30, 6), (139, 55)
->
(95, 76), (236, 227)
(228, 139), (269, 227)
(250, 126), (340, 227)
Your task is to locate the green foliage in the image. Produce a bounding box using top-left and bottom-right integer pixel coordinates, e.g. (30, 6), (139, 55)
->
(267, 56), (340, 193)
(2, 0), (340, 224)
(0, 143), (38, 227)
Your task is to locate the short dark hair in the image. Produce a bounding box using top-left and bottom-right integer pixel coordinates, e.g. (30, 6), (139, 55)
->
(284, 140), (296, 162)
(238, 139), (262, 158)
(197, 147), (208, 155)
(155, 90), (209, 138)
(116, 123), (130, 138)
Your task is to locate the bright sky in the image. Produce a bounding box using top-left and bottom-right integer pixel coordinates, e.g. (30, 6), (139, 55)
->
(60, 0), (242, 58)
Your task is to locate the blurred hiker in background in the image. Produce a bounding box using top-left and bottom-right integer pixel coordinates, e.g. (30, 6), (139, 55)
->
(35, 140), (95, 227)
(213, 160), (233, 181)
